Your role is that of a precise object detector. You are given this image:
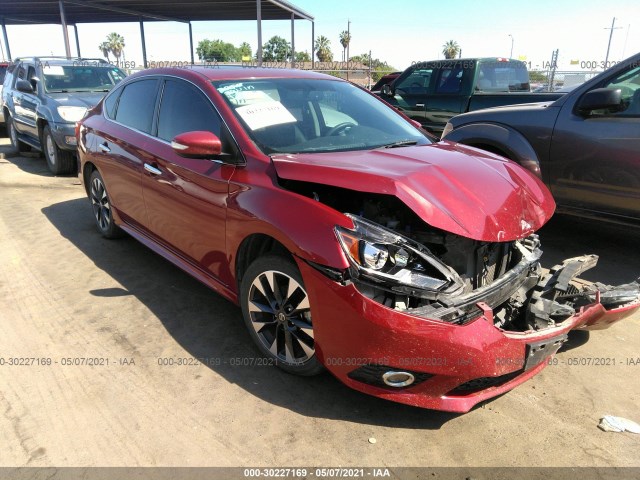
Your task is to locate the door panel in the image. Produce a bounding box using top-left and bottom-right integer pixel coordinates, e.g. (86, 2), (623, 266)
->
(13, 65), (39, 138)
(92, 119), (150, 227)
(90, 78), (161, 227)
(550, 66), (640, 219)
(423, 64), (472, 135)
(388, 67), (432, 122)
(141, 79), (235, 285)
(141, 141), (234, 284)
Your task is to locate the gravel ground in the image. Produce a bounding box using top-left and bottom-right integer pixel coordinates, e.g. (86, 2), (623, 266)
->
(0, 140), (639, 469)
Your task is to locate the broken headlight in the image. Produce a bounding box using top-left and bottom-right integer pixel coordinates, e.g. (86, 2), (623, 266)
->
(335, 214), (465, 299)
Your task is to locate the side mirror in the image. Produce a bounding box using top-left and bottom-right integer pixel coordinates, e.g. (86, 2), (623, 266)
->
(577, 88), (622, 114)
(30, 76), (40, 90)
(171, 131), (222, 159)
(409, 119), (422, 129)
(16, 79), (34, 93)
(381, 84), (393, 96)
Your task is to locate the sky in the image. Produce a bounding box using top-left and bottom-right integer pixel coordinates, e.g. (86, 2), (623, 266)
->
(1, 0), (638, 72)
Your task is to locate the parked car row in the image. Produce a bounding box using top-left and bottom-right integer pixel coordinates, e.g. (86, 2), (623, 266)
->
(374, 57), (565, 136)
(1, 56), (126, 174)
(72, 65), (639, 412)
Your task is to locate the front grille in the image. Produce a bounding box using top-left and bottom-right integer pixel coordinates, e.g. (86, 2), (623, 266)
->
(448, 370), (523, 395)
(348, 364), (433, 390)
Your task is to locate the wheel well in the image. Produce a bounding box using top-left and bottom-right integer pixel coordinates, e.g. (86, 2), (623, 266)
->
(235, 234), (293, 287)
(82, 162), (96, 195)
(37, 118), (48, 144)
(465, 142), (512, 160)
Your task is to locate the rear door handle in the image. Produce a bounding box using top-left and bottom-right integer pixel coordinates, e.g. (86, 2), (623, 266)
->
(144, 163), (162, 175)
(99, 142), (111, 153)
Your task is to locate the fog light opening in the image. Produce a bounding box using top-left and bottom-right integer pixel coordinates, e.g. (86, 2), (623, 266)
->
(382, 371), (415, 388)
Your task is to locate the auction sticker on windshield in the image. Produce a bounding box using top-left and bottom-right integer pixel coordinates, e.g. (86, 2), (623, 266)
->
(236, 101), (297, 131)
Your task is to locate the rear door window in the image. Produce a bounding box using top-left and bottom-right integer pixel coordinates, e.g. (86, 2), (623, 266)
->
(114, 79), (159, 133)
(436, 66), (464, 94)
(475, 61), (530, 92)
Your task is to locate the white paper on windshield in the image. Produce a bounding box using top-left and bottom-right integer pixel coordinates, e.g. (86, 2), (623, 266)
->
(236, 101), (296, 130)
(43, 65), (66, 76)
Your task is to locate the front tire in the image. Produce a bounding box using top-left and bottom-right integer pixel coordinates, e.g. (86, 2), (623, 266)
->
(240, 255), (323, 376)
(89, 169), (123, 239)
(43, 125), (75, 175)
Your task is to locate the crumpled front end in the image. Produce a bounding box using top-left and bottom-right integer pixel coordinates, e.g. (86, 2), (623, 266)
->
(333, 213), (639, 334)
(275, 158), (639, 412)
(292, 190), (639, 412)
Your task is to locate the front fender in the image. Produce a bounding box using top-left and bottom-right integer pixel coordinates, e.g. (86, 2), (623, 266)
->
(444, 122), (541, 178)
(226, 185), (351, 277)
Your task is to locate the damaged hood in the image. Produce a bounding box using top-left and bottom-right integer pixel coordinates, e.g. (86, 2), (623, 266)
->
(272, 141), (555, 242)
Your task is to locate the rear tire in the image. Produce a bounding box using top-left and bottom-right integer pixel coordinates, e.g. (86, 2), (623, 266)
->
(89, 169), (124, 239)
(43, 125), (75, 175)
(240, 255), (323, 376)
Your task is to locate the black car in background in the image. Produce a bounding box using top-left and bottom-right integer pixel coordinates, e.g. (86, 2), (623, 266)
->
(442, 52), (640, 227)
(2, 57), (126, 174)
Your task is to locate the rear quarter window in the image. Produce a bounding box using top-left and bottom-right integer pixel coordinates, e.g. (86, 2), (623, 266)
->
(103, 86), (122, 119)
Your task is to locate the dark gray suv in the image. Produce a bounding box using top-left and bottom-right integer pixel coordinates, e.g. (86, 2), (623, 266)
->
(2, 57), (126, 174)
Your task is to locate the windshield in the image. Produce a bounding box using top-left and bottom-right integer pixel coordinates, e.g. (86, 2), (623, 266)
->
(214, 78), (430, 154)
(476, 61), (530, 92)
(42, 64), (126, 93)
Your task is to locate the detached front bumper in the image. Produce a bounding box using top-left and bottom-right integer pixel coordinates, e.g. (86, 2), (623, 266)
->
(297, 260), (639, 413)
(49, 121), (78, 151)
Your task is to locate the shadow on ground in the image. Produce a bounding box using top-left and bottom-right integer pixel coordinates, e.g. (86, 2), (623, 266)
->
(0, 143), (79, 178)
(40, 196), (639, 428)
(42, 197), (462, 429)
(538, 214), (640, 285)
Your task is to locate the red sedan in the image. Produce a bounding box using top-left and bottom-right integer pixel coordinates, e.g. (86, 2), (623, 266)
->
(76, 67), (639, 412)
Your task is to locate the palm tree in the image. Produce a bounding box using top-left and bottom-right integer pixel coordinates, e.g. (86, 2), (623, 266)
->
(106, 32), (126, 63)
(339, 30), (351, 62)
(99, 41), (111, 62)
(315, 35), (332, 62)
(442, 40), (461, 59)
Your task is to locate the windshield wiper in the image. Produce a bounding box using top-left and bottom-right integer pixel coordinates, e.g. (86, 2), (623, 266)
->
(379, 140), (419, 149)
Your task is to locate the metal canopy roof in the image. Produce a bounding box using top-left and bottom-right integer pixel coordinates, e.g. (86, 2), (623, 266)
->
(0, 0), (314, 24)
(0, 0), (315, 67)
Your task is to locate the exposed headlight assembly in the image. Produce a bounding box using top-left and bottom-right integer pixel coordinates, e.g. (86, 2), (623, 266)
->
(335, 214), (465, 300)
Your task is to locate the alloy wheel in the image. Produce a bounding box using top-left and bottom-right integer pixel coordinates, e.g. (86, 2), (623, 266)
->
(90, 176), (111, 231)
(247, 270), (315, 365)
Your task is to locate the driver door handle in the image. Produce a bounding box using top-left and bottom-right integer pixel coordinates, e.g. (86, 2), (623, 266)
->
(144, 163), (162, 175)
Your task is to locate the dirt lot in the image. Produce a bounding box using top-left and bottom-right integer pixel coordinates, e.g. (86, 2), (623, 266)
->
(1, 139), (639, 469)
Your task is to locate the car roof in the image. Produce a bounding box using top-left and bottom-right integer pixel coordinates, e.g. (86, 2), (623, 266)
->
(140, 66), (342, 82)
(13, 57), (114, 66)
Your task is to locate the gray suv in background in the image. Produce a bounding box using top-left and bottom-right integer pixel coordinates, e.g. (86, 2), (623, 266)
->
(2, 57), (126, 174)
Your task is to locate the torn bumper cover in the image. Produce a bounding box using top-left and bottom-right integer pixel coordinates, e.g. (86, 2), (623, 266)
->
(299, 254), (640, 413)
